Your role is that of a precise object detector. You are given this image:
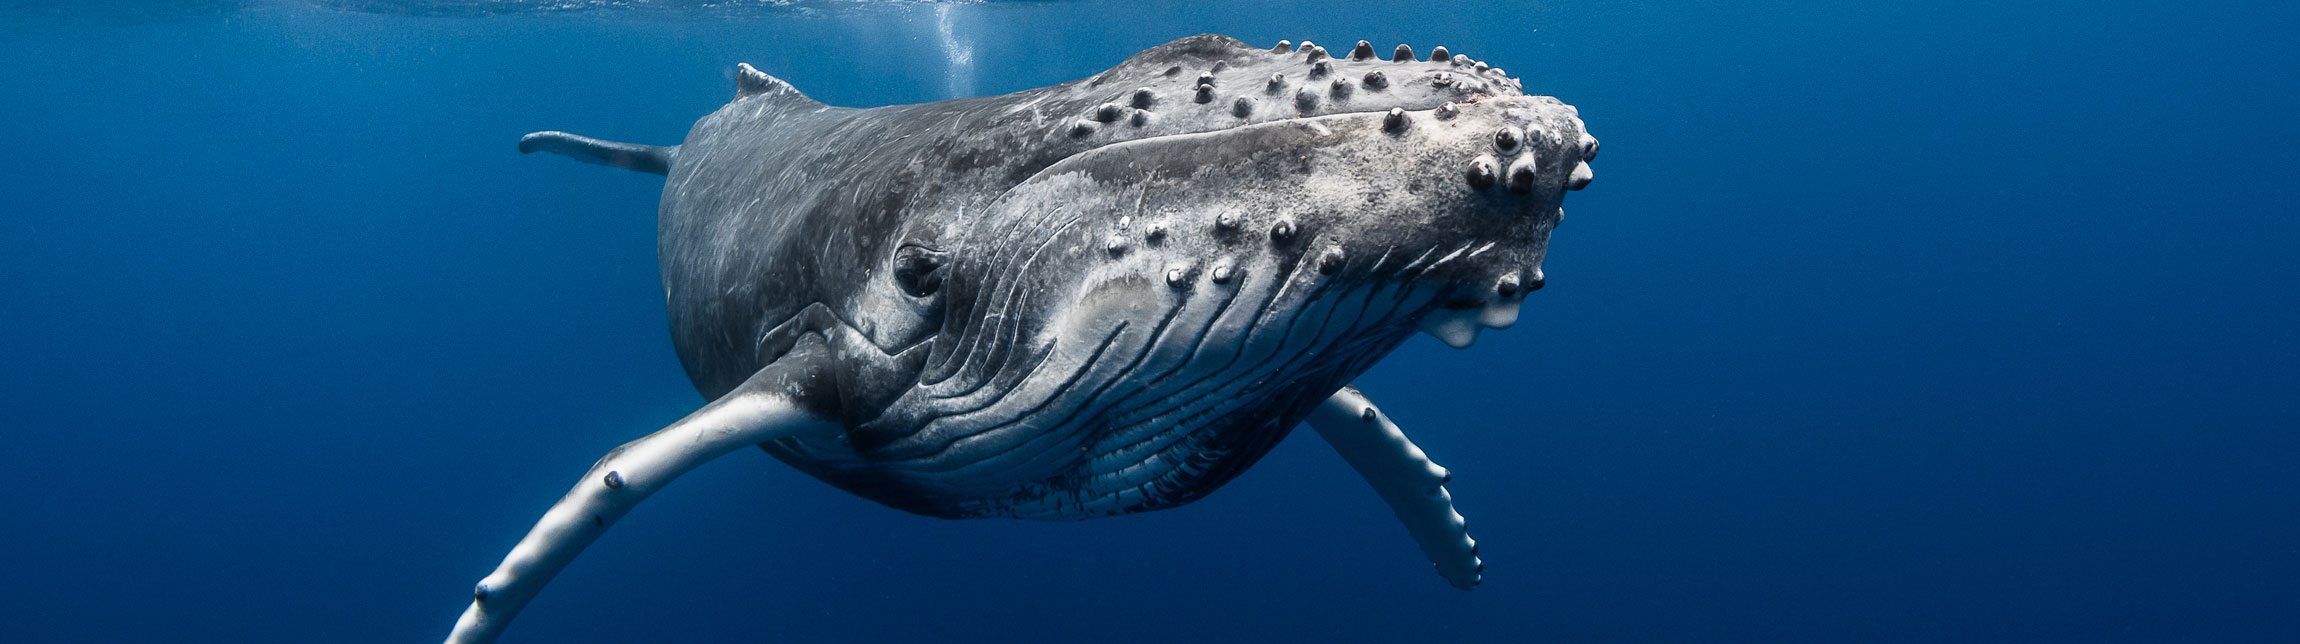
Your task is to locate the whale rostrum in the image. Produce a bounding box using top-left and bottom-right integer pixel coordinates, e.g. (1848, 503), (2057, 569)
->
(449, 34), (1597, 644)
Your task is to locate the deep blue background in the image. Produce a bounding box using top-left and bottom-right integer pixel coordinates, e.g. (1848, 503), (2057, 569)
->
(3, 1), (2295, 642)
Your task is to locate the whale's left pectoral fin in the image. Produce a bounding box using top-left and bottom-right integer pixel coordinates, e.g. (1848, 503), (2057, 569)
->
(443, 347), (841, 644)
(517, 131), (675, 176)
(1306, 385), (1483, 589)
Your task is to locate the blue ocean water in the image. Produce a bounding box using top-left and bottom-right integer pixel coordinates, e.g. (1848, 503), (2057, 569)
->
(3, 1), (2295, 642)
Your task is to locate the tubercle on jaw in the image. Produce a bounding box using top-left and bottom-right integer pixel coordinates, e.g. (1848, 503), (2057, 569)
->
(1068, 94), (1595, 218)
(1075, 107), (1578, 331)
(1063, 37), (1532, 140)
(1462, 117), (1602, 196)
(1418, 266), (1549, 350)
(1051, 39), (1594, 328)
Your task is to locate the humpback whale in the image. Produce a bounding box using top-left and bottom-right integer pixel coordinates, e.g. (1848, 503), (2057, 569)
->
(448, 34), (1598, 643)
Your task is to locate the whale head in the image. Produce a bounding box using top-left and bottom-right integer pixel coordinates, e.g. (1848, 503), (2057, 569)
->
(946, 92), (1596, 356)
(816, 93), (1596, 518)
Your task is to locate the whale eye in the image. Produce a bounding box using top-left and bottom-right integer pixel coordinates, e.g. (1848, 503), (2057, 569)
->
(892, 243), (950, 297)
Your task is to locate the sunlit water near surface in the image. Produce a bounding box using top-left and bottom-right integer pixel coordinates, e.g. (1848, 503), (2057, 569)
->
(3, 1), (2296, 642)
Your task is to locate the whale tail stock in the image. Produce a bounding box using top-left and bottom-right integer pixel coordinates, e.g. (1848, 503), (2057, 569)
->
(517, 131), (675, 176)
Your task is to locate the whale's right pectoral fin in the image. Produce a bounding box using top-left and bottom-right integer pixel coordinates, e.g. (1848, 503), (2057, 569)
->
(517, 131), (675, 176)
(442, 343), (842, 644)
(1306, 385), (1484, 590)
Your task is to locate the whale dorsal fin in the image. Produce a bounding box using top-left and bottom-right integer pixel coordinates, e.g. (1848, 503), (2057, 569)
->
(516, 131), (674, 176)
(735, 62), (820, 105)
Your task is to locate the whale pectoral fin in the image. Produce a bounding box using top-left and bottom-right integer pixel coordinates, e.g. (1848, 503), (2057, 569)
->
(443, 346), (841, 644)
(517, 131), (675, 176)
(1306, 385), (1483, 590)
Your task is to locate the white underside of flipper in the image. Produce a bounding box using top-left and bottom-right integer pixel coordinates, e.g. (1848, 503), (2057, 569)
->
(1305, 386), (1483, 589)
(442, 368), (838, 644)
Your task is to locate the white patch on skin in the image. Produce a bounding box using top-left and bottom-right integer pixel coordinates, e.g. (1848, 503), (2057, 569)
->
(1476, 297), (1521, 329)
(1418, 297), (1523, 348)
(1419, 313), (1482, 348)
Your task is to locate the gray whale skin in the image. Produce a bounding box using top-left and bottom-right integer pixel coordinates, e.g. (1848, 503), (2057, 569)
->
(447, 34), (1598, 644)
